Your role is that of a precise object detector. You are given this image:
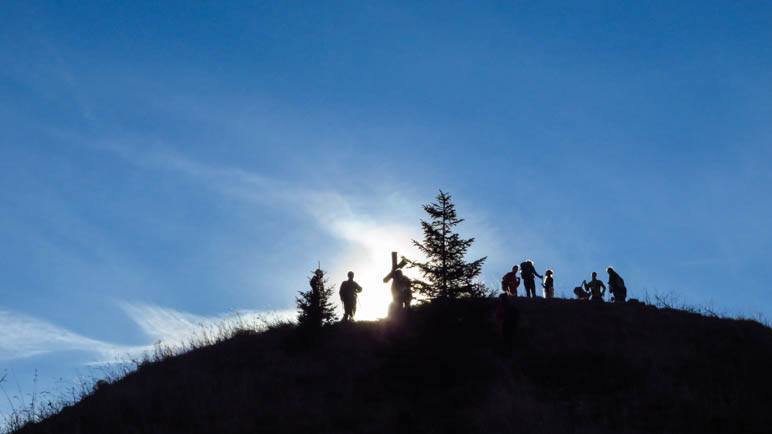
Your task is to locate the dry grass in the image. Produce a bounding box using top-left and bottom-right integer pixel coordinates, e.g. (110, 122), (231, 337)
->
(7, 298), (772, 434)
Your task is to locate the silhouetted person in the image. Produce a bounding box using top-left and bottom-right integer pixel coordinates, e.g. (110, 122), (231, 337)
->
(520, 260), (543, 298)
(584, 272), (606, 302)
(573, 284), (590, 300)
(495, 293), (519, 353)
(339, 271), (363, 321)
(390, 269), (412, 311)
(607, 266), (627, 303)
(501, 265), (521, 296)
(310, 268), (324, 295)
(542, 269), (555, 299)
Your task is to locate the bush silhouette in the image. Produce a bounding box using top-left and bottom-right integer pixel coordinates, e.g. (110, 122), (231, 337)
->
(296, 268), (337, 329)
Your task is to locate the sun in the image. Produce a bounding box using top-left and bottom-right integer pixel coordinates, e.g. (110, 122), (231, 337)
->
(327, 222), (423, 321)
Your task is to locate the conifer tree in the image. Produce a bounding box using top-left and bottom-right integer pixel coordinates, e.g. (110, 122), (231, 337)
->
(410, 191), (487, 299)
(296, 268), (338, 328)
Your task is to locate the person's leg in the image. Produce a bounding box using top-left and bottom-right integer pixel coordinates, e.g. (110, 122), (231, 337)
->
(617, 290), (626, 303)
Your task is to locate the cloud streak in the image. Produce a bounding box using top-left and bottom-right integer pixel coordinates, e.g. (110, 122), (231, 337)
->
(0, 304), (295, 363)
(93, 143), (431, 317)
(0, 309), (138, 361)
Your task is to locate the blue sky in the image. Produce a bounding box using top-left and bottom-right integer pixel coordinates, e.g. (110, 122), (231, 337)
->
(1, 0), (771, 416)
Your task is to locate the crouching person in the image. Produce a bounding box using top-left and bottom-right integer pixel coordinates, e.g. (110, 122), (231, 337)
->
(573, 284), (591, 300)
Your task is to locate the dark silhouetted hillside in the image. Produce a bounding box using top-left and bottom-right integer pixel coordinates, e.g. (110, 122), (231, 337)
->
(14, 299), (772, 434)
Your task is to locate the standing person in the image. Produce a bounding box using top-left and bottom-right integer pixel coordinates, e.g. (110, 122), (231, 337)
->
(542, 269), (555, 299)
(607, 266), (627, 303)
(310, 269), (325, 295)
(397, 270), (413, 310)
(390, 269), (412, 311)
(520, 260), (543, 298)
(501, 265), (521, 296)
(584, 272), (606, 302)
(339, 271), (363, 321)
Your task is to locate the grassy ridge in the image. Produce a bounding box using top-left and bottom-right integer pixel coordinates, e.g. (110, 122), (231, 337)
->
(13, 298), (772, 434)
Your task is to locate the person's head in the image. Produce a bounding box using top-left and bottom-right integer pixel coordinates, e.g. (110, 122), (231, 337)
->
(592, 272), (597, 279)
(512, 265), (519, 272)
(394, 269), (403, 278)
(347, 271), (354, 280)
(546, 269), (554, 276)
(528, 259), (534, 265)
(607, 266), (614, 274)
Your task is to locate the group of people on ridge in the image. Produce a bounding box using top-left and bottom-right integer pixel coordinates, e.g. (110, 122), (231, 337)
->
(573, 267), (627, 302)
(501, 260), (555, 299)
(501, 260), (627, 303)
(334, 259), (628, 324)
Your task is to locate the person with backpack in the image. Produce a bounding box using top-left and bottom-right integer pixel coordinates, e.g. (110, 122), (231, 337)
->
(583, 272), (606, 302)
(520, 260), (543, 298)
(542, 269), (555, 299)
(607, 266), (627, 303)
(501, 265), (521, 296)
(339, 271), (363, 321)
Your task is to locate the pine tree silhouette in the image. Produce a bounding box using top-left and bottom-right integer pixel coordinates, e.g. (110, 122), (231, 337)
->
(409, 191), (487, 299)
(296, 268), (338, 328)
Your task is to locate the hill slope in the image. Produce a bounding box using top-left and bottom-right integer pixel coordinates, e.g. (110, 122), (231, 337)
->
(15, 298), (772, 434)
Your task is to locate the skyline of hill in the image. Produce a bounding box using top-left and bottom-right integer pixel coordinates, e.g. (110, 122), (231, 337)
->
(9, 297), (772, 434)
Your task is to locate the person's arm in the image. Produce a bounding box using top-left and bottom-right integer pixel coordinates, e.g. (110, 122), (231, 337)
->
(382, 271), (394, 283)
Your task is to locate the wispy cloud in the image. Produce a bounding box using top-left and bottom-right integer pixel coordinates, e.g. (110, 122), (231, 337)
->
(70, 141), (508, 318)
(0, 304), (295, 363)
(0, 310), (136, 361)
(92, 143), (431, 317)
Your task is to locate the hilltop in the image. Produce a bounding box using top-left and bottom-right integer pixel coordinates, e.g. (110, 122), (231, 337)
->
(14, 298), (772, 434)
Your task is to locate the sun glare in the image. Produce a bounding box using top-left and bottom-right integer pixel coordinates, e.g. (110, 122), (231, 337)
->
(327, 222), (423, 321)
